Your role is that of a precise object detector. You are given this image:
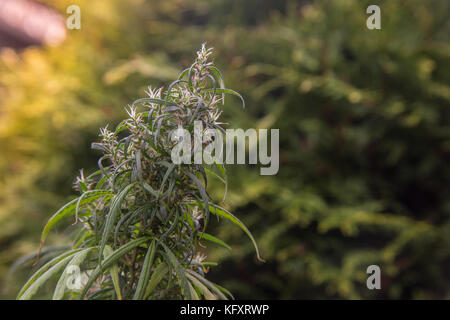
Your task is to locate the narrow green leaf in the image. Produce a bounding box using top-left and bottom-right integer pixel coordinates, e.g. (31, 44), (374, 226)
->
(214, 283), (234, 300)
(198, 233), (231, 250)
(188, 281), (200, 300)
(185, 269), (227, 300)
(159, 163), (176, 195)
(104, 245), (122, 300)
(214, 158), (228, 202)
(142, 182), (159, 198)
(99, 183), (136, 262)
(205, 88), (245, 109)
(133, 240), (156, 300)
(207, 66), (225, 89)
(143, 262), (168, 299)
(75, 190), (111, 223)
(177, 68), (190, 81)
(209, 204), (264, 262)
(204, 168), (225, 184)
(186, 272), (216, 300)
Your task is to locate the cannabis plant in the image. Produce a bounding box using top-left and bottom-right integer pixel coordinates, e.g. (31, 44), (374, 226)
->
(17, 45), (262, 300)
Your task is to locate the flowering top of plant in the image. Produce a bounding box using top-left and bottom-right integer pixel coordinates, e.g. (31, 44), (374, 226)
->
(17, 45), (262, 300)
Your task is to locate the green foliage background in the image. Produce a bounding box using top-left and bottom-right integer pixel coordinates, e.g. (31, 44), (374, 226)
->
(1, 0), (449, 299)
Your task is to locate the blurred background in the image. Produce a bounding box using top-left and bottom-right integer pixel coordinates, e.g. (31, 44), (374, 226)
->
(0, 0), (449, 299)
